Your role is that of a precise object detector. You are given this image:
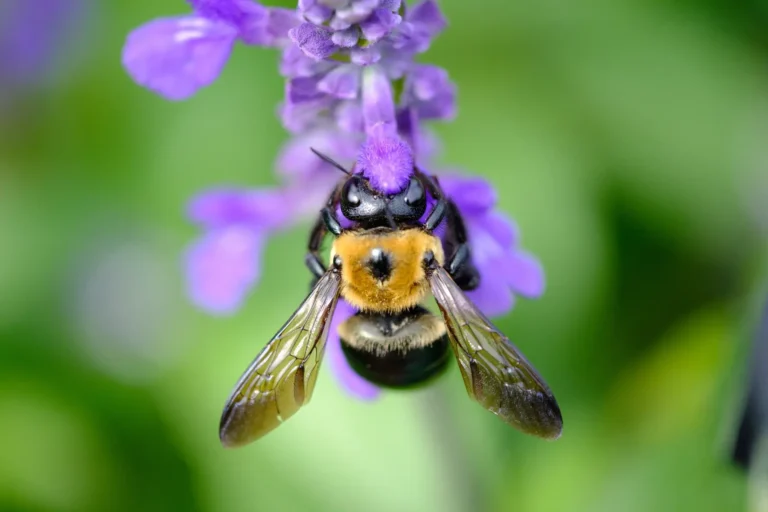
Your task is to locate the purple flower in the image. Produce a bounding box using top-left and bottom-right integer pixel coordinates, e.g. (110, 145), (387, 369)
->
(403, 65), (457, 121)
(440, 176), (545, 316)
(123, 17), (238, 101)
(122, 0), (298, 100)
(288, 23), (336, 60)
(276, 126), (359, 183)
(123, 0), (546, 400)
(185, 188), (291, 314)
(278, 0), (452, 135)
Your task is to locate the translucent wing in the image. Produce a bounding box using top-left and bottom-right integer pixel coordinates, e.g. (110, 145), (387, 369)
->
(219, 270), (341, 447)
(429, 266), (563, 439)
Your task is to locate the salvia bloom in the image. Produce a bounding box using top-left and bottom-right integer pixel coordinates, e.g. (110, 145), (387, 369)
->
(123, 0), (544, 400)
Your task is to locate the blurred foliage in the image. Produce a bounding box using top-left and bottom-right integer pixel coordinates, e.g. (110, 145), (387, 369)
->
(1, 0), (767, 511)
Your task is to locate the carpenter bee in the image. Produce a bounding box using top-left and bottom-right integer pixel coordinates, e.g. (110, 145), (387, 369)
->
(219, 151), (563, 448)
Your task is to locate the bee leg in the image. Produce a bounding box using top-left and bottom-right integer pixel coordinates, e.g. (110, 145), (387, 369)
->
(424, 198), (446, 231)
(321, 207), (343, 236)
(418, 171), (448, 232)
(416, 169), (481, 290)
(305, 215), (329, 285)
(305, 253), (326, 280)
(447, 243), (480, 290)
(442, 200), (481, 291)
(305, 203), (345, 286)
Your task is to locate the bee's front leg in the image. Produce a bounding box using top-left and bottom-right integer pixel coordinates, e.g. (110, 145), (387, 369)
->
(305, 202), (344, 285)
(446, 243), (480, 291)
(442, 201), (480, 291)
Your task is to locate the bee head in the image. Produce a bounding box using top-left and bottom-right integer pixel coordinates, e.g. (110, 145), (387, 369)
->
(339, 174), (427, 228)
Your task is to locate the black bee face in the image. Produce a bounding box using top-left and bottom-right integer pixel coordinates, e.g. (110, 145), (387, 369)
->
(339, 174), (427, 228)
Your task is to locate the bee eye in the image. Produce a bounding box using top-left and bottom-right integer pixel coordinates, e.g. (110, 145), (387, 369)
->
(342, 177), (361, 207)
(404, 177), (425, 206)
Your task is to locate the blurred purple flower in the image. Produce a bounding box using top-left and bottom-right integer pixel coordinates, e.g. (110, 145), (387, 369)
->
(122, 1), (298, 100)
(0, 0), (83, 93)
(123, 0), (545, 399)
(440, 176), (544, 316)
(185, 188), (292, 313)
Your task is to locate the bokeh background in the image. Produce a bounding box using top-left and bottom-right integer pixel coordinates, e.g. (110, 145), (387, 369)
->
(2, 0), (768, 511)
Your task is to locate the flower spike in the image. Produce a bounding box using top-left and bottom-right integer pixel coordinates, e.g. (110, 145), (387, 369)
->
(123, 0), (546, 400)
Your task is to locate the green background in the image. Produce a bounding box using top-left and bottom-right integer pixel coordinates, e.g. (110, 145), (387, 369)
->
(2, 0), (768, 510)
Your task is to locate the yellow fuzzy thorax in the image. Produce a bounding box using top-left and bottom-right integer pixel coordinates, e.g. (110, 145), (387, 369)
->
(330, 228), (445, 314)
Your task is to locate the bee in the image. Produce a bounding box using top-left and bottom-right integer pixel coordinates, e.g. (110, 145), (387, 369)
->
(219, 151), (563, 447)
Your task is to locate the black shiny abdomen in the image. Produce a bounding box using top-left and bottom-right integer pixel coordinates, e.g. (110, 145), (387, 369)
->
(339, 308), (450, 388)
(341, 337), (450, 388)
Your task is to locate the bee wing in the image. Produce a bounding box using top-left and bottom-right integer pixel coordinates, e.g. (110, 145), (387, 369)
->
(429, 266), (563, 439)
(219, 270), (341, 447)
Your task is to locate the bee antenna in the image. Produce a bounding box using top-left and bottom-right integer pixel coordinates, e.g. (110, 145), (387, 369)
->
(310, 148), (351, 175)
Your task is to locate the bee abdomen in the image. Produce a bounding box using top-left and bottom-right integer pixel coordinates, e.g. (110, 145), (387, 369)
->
(338, 306), (451, 388)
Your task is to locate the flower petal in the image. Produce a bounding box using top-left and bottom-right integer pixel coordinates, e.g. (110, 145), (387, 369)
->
(500, 250), (545, 298)
(328, 15), (353, 31)
(483, 211), (518, 249)
(317, 65), (360, 99)
(405, 65), (456, 120)
(188, 0), (295, 46)
(122, 16), (236, 100)
(299, 0), (333, 25)
(187, 188), (289, 229)
(335, 100), (364, 133)
(289, 22), (337, 60)
(186, 226), (264, 314)
(467, 260), (515, 317)
(361, 65), (396, 138)
(359, 8), (401, 43)
(280, 44), (333, 78)
(440, 175), (497, 216)
(379, 0), (402, 10)
(414, 87), (455, 120)
(260, 8), (301, 45)
(279, 98), (333, 133)
(277, 127), (358, 182)
(188, 0), (262, 26)
(350, 46), (382, 65)
(326, 300), (381, 400)
(407, 0), (447, 36)
(408, 65), (443, 100)
(318, 0), (351, 8)
(331, 27), (360, 48)
(286, 75), (326, 104)
(335, 0), (378, 24)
